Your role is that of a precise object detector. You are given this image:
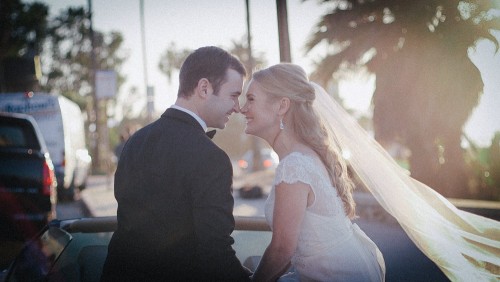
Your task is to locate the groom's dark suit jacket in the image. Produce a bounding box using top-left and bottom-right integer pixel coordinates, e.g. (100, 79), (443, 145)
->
(101, 108), (249, 281)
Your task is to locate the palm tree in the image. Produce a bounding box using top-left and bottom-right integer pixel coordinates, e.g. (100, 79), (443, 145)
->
(306, 0), (500, 198)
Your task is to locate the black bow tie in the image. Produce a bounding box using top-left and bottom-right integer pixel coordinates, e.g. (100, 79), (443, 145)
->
(206, 130), (216, 139)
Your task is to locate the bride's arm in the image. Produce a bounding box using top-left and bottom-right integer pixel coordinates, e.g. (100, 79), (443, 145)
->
(252, 182), (310, 282)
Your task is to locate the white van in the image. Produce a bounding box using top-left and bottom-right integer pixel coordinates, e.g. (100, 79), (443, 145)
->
(0, 92), (92, 201)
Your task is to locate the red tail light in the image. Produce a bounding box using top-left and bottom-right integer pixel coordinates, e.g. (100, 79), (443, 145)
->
(42, 160), (55, 196)
(263, 159), (273, 168)
(238, 159), (248, 169)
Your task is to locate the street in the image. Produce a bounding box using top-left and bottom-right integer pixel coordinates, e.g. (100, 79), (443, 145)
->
(56, 198), (88, 220)
(56, 174), (112, 219)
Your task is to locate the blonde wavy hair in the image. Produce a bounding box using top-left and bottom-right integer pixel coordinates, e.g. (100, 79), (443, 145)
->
(252, 63), (356, 218)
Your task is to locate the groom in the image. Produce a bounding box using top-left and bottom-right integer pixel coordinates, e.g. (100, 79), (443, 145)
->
(101, 46), (251, 281)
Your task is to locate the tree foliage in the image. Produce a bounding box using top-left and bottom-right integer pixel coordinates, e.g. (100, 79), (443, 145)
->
(158, 38), (267, 84)
(306, 0), (500, 197)
(0, 0), (49, 92)
(42, 7), (127, 109)
(158, 42), (191, 84)
(0, 1), (127, 111)
(0, 0), (48, 59)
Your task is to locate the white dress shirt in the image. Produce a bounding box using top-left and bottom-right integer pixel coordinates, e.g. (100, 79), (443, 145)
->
(170, 104), (208, 132)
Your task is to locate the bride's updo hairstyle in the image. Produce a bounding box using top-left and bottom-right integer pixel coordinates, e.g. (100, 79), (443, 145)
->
(252, 63), (356, 218)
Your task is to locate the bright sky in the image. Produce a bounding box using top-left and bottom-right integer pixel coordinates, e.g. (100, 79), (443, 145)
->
(40, 0), (500, 147)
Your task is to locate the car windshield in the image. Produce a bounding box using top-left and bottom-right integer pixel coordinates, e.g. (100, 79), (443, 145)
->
(6, 227), (72, 281)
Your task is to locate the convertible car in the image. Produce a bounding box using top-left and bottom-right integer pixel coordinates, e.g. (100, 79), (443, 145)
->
(1, 213), (451, 282)
(1, 216), (270, 282)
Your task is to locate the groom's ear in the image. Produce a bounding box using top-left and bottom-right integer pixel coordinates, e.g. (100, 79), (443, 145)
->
(278, 97), (290, 115)
(196, 78), (212, 98)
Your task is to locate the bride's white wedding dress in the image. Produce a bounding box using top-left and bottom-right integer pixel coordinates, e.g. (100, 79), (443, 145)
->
(265, 152), (385, 282)
(311, 83), (499, 281)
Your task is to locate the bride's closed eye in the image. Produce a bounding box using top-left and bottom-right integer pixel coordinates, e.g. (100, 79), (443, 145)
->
(245, 94), (255, 103)
(246, 93), (254, 99)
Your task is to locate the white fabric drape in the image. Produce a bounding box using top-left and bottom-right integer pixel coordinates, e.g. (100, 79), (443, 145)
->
(312, 83), (500, 281)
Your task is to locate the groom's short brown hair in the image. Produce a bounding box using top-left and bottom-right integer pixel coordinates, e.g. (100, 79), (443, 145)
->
(177, 46), (246, 98)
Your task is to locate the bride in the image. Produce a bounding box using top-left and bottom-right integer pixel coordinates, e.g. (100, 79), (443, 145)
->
(240, 63), (499, 281)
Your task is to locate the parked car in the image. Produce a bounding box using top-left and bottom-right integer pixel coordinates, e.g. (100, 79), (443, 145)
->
(0, 112), (57, 269)
(237, 148), (279, 173)
(0, 92), (92, 201)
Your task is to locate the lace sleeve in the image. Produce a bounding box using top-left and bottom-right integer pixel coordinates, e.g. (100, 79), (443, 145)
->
(274, 153), (314, 187)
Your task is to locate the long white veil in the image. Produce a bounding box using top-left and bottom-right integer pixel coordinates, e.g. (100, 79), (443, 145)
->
(311, 83), (500, 281)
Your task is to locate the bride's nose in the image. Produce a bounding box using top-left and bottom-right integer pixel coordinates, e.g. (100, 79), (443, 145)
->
(232, 100), (241, 113)
(240, 103), (248, 114)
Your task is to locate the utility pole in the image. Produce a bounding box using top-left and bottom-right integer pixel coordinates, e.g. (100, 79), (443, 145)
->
(140, 0), (154, 123)
(246, 0), (264, 172)
(276, 0), (291, 62)
(87, 0), (100, 172)
(246, 0), (254, 73)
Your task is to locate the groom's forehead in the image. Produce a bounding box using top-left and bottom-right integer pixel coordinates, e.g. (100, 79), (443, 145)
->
(220, 71), (244, 91)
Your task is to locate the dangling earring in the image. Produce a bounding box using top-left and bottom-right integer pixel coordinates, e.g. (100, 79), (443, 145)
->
(280, 118), (285, 130)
